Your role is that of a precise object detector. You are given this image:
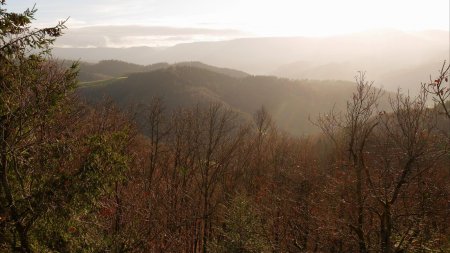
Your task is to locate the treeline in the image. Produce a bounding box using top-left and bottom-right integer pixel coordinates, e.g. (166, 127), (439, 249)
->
(75, 60), (249, 82)
(1, 2), (450, 252)
(78, 64), (358, 136)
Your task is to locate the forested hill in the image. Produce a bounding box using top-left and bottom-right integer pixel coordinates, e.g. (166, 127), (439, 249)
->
(54, 30), (449, 95)
(75, 60), (249, 82)
(78, 65), (363, 135)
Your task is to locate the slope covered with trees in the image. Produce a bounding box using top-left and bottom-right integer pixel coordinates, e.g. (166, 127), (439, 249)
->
(78, 65), (364, 135)
(53, 29), (449, 95)
(1, 1), (449, 252)
(75, 60), (249, 82)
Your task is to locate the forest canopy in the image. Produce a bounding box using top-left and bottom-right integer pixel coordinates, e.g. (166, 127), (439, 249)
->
(1, 1), (449, 252)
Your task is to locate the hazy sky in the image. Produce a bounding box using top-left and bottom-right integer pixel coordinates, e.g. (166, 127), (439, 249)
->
(6, 0), (449, 47)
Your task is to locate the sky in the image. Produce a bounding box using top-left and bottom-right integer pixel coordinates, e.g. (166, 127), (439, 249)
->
(5, 0), (450, 47)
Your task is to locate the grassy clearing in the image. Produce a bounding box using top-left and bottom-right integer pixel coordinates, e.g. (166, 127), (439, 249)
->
(78, 76), (128, 87)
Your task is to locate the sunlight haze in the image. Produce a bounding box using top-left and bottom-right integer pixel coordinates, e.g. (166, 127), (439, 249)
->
(7, 0), (450, 47)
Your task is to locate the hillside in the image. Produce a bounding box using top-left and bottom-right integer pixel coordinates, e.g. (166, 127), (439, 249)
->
(78, 65), (377, 135)
(55, 30), (449, 94)
(273, 59), (448, 94)
(76, 60), (249, 82)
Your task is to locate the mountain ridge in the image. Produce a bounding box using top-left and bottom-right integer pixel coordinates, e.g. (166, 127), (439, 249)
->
(78, 64), (388, 135)
(75, 60), (250, 82)
(56, 30), (449, 94)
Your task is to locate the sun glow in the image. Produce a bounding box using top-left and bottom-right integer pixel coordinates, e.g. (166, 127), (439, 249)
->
(10, 0), (450, 35)
(228, 0), (450, 36)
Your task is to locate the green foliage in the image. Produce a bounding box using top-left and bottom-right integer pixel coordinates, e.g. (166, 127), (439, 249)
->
(0, 2), (66, 57)
(209, 195), (271, 253)
(1, 1), (133, 251)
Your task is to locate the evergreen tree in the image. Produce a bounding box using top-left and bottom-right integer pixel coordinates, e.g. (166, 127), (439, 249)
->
(1, 1), (132, 251)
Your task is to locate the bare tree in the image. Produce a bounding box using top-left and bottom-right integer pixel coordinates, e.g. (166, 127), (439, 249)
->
(365, 89), (446, 253)
(315, 72), (382, 253)
(422, 61), (450, 119)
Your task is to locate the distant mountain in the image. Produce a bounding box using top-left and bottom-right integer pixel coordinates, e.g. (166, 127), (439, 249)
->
(273, 61), (357, 81)
(54, 47), (159, 65)
(377, 61), (448, 94)
(77, 65), (384, 135)
(55, 30), (449, 94)
(273, 59), (449, 94)
(172, 62), (249, 78)
(76, 60), (249, 82)
(75, 60), (147, 82)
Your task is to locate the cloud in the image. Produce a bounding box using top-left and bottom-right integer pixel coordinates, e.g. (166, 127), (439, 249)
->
(55, 25), (246, 48)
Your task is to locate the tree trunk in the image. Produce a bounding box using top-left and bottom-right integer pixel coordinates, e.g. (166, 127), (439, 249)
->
(356, 159), (367, 253)
(1, 149), (31, 253)
(380, 205), (392, 253)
